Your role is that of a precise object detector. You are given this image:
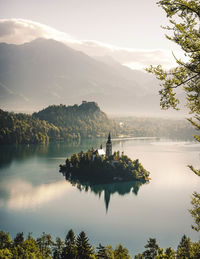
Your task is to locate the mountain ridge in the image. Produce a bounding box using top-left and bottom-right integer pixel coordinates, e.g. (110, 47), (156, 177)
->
(0, 38), (163, 115)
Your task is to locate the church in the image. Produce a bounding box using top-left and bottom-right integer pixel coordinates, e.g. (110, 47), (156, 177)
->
(92, 133), (112, 159)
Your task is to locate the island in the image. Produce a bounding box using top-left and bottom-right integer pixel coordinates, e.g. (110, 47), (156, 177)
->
(59, 133), (150, 184)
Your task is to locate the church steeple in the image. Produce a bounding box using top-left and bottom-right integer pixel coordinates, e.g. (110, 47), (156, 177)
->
(106, 132), (112, 157)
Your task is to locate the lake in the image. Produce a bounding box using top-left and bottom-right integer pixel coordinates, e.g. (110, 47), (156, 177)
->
(0, 138), (199, 256)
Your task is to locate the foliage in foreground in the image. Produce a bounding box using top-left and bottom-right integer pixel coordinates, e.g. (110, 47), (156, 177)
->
(0, 230), (200, 259)
(147, 0), (200, 233)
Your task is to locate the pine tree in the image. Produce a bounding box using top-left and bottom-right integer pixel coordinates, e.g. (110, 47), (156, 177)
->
(13, 232), (24, 247)
(62, 229), (77, 259)
(114, 244), (131, 259)
(76, 231), (94, 259)
(143, 238), (159, 259)
(96, 243), (113, 259)
(177, 235), (191, 259)
(53, 237), (64, 259)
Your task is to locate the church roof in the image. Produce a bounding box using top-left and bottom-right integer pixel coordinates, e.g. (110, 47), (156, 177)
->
(107, 133), (111, 144)
(97, 149), (105, 156)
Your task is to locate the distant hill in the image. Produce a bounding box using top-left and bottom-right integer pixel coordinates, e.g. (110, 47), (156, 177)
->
(33, 101), (118, 138)
(0, 38), (164, 115)
(0, 101), (117, 145)
(0, 109), (60, 144)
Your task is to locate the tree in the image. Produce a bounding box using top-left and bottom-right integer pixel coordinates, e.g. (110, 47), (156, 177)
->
(62, 229), (77, 259)
(37, 232), (54, 258)
(76, 231), (94, 259)
(0, 248), (13, 259)
(96, 243), (115, 259)
(96, 243), (108, 258)
(176, 234), (192, 259)
(146, 0), (200, 232)
(143, 238), (159, 259)
(165, 247), (176, 259)
(13, 232), (24, 247)
(114, 244), (131, 259)
(0, 231), (12, 250)
(53, 237), (64, 259)
(189, 191), (200, 232)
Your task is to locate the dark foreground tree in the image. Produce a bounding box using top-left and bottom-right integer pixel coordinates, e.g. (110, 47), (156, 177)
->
(53, 237), (64, 259)
(96, 243), (109, 258)
(114, 244), (131, 259)
(176, 235), (192, 259)
(76, 231), (94, 259)
(62, 229), (77, 259)
(143, 238), (159, 259)
(147, 0), (200, 232)
(0, 231), (12, 250)
(13, 232), (24, 247)
(36, 232), (54, 258)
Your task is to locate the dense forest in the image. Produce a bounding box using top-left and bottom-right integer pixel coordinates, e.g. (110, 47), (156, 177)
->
(60, 150), (150, 183)
(0, 229), (199, 258)
(115, 117), (197, 140)
(0, 101), (197, 145)
(0, 102), (117, 145)
(33, 102), (118, 138)
(0, 109), (61, 145)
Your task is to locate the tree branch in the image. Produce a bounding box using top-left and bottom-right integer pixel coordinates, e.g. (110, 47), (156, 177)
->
(170, 74), (199, 88)
(158, 1), (200, 16)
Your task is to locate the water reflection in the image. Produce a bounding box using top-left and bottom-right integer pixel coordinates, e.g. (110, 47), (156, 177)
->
(0, 179), (72, 209)
(61, 171), (147, 212)
(0, 138), (105, 169)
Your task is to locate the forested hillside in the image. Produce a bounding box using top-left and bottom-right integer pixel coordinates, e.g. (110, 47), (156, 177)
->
(0, 109), (61, 144)
(33, 101), (118, 138)
(0, 102), (117, 145)
(0, 102), (197, 145)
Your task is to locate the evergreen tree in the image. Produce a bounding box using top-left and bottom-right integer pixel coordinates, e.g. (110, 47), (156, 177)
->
(0, 231), (12, 250)
(177, 235), (192, 259)
(165, 247), (176, 259)
(62, 229), (77, 259)
(143, 238), (159, 259)
(13, 232), (24, 247)
(96, 243), (114, 259)
(37, 232), (54, 258)
(53, 237), (64, 259)
(114, 244), (131, 259)
(76, 231), (94, 259)
(134, 253), (144, 259)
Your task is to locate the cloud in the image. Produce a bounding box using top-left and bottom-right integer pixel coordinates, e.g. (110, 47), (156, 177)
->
(0, 18), (73, 45)
(0, 18), (184, 70)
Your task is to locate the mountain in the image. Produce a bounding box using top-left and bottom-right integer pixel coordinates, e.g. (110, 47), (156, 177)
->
(0, 38), (164, 115)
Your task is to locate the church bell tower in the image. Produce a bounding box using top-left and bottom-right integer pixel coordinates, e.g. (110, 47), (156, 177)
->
(106, 133), (112, 157)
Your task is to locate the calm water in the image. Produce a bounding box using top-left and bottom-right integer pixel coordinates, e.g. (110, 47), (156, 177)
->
(0, 138), (199, 256)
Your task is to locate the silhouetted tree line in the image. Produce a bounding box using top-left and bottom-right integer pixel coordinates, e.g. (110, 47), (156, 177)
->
(60, 150), (150, 183)
(0, 230), (199, 258)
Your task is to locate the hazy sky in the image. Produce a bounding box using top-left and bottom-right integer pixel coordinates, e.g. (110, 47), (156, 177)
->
(0, 0), (177, 50)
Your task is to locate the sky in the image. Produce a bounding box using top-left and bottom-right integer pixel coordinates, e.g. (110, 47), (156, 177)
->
(0, 0), (183, 69)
